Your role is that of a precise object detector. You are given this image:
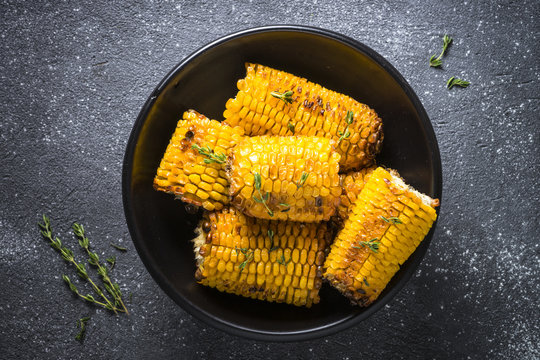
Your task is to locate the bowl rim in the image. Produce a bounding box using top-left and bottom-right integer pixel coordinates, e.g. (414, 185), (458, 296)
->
(122, 24), (442, 342)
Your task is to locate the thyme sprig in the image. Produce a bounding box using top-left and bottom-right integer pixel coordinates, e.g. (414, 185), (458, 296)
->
(429, 34), (452, 68)
(235, 247), (254, 273)
(271, 90), (294, 104)
(337, 111), (354, 144)
(191, 144), (227, 164)
(252, 172), (274, 217)
(75, 317), (90, 342)
(73, 223), (128, 314)
(296, 172), (309, 189)
(38, 215), (126, 314)
(352, 238), (380, 253)
(380, 215), (402, 224)
(446, 77), (470, 89)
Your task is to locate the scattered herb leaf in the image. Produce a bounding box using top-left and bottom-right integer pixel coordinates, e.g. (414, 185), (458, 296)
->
(110, 243), (127, 252)
(356, 238), (380, 253)
(296, 172), (309, 189)
(337, 111), (354, 144)
(75, 317), (90, 342)
(270, 90), (294, 104)
(446, 76), (470, 89)
(429, 34), (452, 68)
(287, 121), (295, 134)
(106, 256), (116, 270)
(380, 216), (402, 224)
(252, 172), (274, 216)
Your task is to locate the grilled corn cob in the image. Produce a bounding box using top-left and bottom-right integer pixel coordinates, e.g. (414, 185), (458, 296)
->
(153, 110), (244, 211)
(337, 167), (376, 221)
(223, 63), (384, 171)
(227, 136), (341, 222)
(324, 167), (439, 306)
(192, 207), (331, 307)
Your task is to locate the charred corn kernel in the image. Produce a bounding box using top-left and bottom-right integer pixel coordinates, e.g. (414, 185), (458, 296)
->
(192, 207), (331, 307)
(224, 63), (384, 170)
(153, 110), (244, 210)
(337, 167), (376, 221)
(323, 167), (439, 306)
(227, 136), (341, 222)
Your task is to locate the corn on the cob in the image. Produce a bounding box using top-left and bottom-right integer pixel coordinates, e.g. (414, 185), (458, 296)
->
(223, 63), (384, 171)
(192, 207), (331, 307)
(227, 136), (342, 222)
(337, 167), (376, 221)
(153, 110), (244, 211)
(323, 167), (439, 306)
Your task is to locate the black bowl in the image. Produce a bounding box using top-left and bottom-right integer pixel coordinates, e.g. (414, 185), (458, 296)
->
(122, 25), (442, 341)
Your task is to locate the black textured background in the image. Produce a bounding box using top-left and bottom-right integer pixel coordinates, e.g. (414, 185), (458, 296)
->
(1, 1), (539, 359)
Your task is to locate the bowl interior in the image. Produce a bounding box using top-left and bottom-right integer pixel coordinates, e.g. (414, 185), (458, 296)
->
(123, 26), (441, 341)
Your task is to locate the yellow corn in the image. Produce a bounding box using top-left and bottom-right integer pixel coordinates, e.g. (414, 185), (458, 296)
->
(223, 63), (384, 171)
(227, 136), (341, 222)
(192, 207), (330, 307)
(153, 110), (244, 211)
(323, 167), (439, 306)
(337, 167), (376, 221)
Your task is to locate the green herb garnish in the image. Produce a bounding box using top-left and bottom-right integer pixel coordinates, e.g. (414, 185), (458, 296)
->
(75, 316), (90, 342)
(296, 172), (309, 189)
(380, 215), (402, 224)
(252, 172), (274, 217)
(429, 34), (452, 68)
(352, 238), (380, 253)
(73, 223), (128, 314)
(337, 110), (354, 144)
(238, 249), (254, 273)
(191, 144), (227, 164)
(106, 256), (116, 269)
(270, 90), (294, 104)
(287, 121), (295, 134)
(38, 215), (127, 313)
(277, 254), (292, 266)
(446, 76), (470, 89)
(110, 243), (127, 252)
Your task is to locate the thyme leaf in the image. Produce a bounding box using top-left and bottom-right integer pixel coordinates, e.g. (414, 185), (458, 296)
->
(446, 76), (470, 89)
(337, 111), (354, 144)
(252, 172), (274, 216)
(429, 34), (452, 68)
(110, 243), (127, 252)
(287, 121), (295, 134)
(296, 172), (309, 189)
(270, 90), (294, 104)
(355, 238), (380, 253)
(380, 216), (402, 224)
(75, 317), (91, 342)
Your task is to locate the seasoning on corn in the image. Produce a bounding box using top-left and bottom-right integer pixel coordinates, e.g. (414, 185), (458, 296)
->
(192, 207), (331, 307)
(337, 166), (376, 221)
(226, 136), (342, 222)
(153, 110), (244, 211)
(223, 63), (384, 171)
(323, 167), (439, 306)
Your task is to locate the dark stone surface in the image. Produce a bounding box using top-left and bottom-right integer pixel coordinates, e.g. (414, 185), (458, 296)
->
(1, 0), (538, 358)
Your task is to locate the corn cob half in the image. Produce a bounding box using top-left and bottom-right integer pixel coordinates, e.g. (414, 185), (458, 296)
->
(153, 110), (244, 211)
(324, 167), (439, 306)
(223, 63), (384, 171)
(337, 166), (376, 221)
(192, 207), (331, 307)
(227, 136), (342, 222)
